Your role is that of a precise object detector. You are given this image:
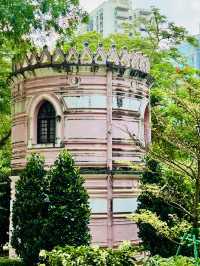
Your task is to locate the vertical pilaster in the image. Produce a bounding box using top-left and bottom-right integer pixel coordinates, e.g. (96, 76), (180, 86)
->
(106, 69), (113, 247)
(9, 176), (20, 258)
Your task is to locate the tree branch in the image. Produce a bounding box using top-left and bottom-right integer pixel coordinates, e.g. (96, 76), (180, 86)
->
(151, 151), (195, 180)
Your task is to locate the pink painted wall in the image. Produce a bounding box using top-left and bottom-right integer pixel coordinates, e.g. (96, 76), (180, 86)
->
(11, 69), (150, 247)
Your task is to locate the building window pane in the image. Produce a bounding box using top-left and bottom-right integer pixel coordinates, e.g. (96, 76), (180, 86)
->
(113, 96), (140, 111)
(113, 198), (137, 213)
(37, 101), (56, 144)
(64, 95), (106, 109)
(89, 198), (107, 213)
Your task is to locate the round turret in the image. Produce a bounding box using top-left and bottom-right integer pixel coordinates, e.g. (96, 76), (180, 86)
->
(10, 43), (151, 247)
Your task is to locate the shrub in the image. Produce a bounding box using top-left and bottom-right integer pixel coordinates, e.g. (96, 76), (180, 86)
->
(0, 257), (25, 266)
(39, 250), (199, 266)
(44, 150), (91, 250)
(12, 150), (91, 265)
(143, 255), (197, 266)
(11, 154), (47, 266)
(39, 242), (137, 266)
(0, 169), (10, 255)
(136, 159), (192, 257)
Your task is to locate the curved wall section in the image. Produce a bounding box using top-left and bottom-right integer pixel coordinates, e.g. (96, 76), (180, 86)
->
(10, 44), (151, 247)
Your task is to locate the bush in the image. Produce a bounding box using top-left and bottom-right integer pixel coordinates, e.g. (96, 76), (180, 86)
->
(39, 249), (199, 266)
(39, 242), (138, 266)
(11, 154), (47, 266)
(0, 257), (25, 266)
(136, 159), (193, 257)
(44, 150), (91, 250)
(144, 255), (197, 266)
(12, 150), (91, 265)
(0, 169), (10, 255)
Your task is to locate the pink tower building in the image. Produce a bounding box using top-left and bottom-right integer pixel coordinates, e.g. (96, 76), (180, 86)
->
(9, 43), (151, 254)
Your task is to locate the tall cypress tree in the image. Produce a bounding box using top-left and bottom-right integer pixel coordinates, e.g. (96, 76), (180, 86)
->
(12, 154), (47, 265)
(0, 169), (10, 255)
(45, 150), (91, 250)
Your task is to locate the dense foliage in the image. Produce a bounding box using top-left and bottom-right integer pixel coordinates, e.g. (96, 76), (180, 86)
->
(0, 255), (196, 266)
(12, 151), (90, 265)
(0, 0), (87, 47)
(12, 154), (47, 266)
(38, 245), (198, 266)
(44, 150), (91, 250)
(128, 7), (200, 257)
(144, 256), (197, 266)
(136, 158), (194, 257)
(130, 66), (200, 251)
(0, 169), (10, 255)
(137, 159), (179, 257)
(0, 258), (25, 266)
(39, 242), (138, 266)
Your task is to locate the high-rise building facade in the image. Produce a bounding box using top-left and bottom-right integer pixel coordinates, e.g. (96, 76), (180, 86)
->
(83, 0), (134, 37)
(179, 35), (200, 69)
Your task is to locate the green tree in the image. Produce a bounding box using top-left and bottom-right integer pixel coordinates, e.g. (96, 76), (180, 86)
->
(127, 7), (196, 49)
(12, 154), (47, 266)
(137, 159), (193, 257)
(0, 121), (11, 255)
(130, 67), (200, 254)
(136, 159), (172, 257)
(45, 150), (91, 250)
(0, 0), (87, 46)
(0, 168), (10, 255)
(125, 7), (199, 256)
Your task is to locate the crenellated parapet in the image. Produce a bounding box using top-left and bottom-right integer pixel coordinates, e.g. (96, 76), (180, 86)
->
(12, 43), (151, 80)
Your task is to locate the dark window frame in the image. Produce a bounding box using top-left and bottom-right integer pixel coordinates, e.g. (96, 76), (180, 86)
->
(37, 101), (56, 144)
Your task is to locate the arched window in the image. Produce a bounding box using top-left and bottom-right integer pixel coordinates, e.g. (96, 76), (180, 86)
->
(37, 101), (56, 144)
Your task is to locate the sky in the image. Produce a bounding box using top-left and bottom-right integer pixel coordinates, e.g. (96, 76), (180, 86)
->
(79, 0), (200, 35)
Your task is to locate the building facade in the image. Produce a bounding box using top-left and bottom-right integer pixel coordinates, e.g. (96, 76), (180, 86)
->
(82, 0), (134, 37)
(9, 43), (151, 255)
(179, 34), (200, 69)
